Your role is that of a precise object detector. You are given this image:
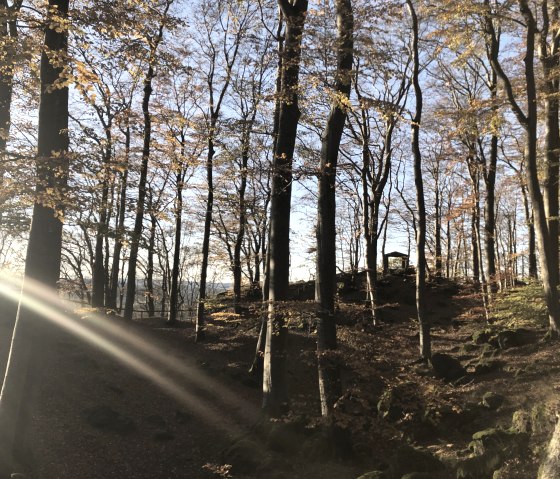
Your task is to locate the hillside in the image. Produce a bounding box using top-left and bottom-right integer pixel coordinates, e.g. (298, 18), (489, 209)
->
(0, 275), (558, 478)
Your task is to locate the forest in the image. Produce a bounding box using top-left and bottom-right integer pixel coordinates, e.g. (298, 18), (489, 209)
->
(3, 0), (560, 477)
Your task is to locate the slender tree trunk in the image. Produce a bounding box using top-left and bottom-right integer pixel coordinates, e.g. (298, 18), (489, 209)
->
(434, 175), (442, 278)
(107, 126), (130, 310)
(233, 130), (251, 315)
(0, 1), (69, 475)
(91, 138), (112, 308)
(263, 0), (308, 418)
(195, 135), (215, 341)
(315, 0), (353, 418)
(123, 64), (154, 321)
(0, 0), (19, 225)
(146, 204), (156, 318)
(407, 0), (430, 360)
(122, 5), (171, 320)
(540, 4), (560, 287)
(487, 0), (560, 331)
(168, 167), (185, 325)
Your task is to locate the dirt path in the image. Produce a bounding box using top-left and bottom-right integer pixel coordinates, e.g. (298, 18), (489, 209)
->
(0, 302), (263, 479)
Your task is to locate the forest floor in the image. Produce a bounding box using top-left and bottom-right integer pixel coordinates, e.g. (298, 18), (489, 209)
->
(0, 273), (558, 478)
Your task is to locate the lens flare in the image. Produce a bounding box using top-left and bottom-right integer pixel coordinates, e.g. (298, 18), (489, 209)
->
(0, 275), (259, 439)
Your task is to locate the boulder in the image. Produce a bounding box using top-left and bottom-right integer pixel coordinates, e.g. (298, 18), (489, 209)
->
(431, 353), (466, 381)
(481, 392), (504, 410)
(456, 451), (502, 479)
(495, 328), (537, 349)
(510, 410), (531, 435)
(469, 428), (528, 457)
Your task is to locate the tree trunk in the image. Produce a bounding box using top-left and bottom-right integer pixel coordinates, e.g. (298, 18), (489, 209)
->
(91, 136), (112, 308)
(539, 416), (560, 478)
(407, 0), (430, 360)
(315, 0), (353, 418)
(0, 1), (69, 475)
(168, 167), (185, 325)
(486, 0), (560, 332)
(263, 0), (308, 418)
(146, 205), (156, 318)
(195, 135), (215, 341)
(107, 125), (130, 310)
(123, 3), (170, 321)
(123, 63), (154, 321)
(434, 174), (442, 278)
(0, 0), (19, 225)
(233, 129), (251, 315)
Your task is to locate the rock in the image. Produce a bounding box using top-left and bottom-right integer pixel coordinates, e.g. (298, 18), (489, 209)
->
(223, 439), (260, 474)
(510, 410), (531, 434)
(430, 353), (467, 381)
(378, 382), (421, 422)
(387, 445), (445, 478)
(356, 472), (385, 479)
(401, 473), (433, 479)
(456, 451), (502, 479)
(531, 404), (556, 435)
(84, 405), (136, 435)
(495, 328), (537, 349)
(473, 358), (502, 376)
(470, 428), (528, 457)
(472, 329), (493, 344)
(481, 392), (504, 410)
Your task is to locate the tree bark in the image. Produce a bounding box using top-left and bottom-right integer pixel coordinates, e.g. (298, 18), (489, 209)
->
(315, 0), (353, 418)
(168, 165), (185, 325)
(195, 135), (215, 340)
(123, 4), (170, 320)
(0, 0), (19, 225)
(263, 0), (308, 418)
(486, 0), (560, 332)
(0, 1), (69, 475)
(107, 125), (130, 310)
(407, 0), (430, 360)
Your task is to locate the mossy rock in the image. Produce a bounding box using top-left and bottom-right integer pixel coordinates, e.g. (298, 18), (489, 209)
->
(510, 410), (531, 435)
(456, 451), (502, 479)
(531, 403), (556, 435)
(470, 428), (528, 457)
(481, 392), (504, 410)
(387, 445), (444, 478)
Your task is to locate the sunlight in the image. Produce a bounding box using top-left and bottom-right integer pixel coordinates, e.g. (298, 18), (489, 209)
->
(0, 275), (259, 438)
